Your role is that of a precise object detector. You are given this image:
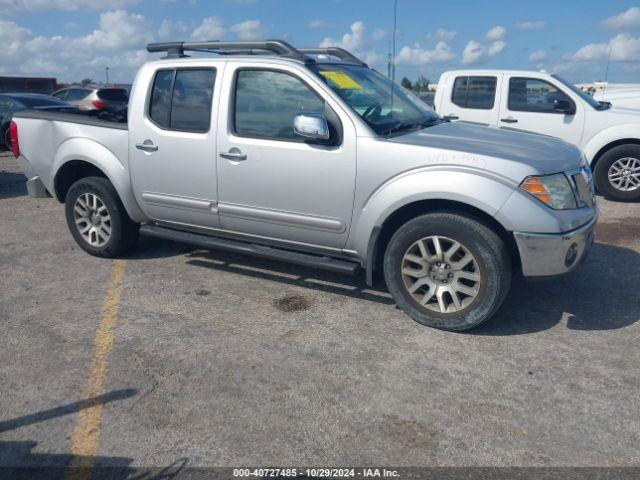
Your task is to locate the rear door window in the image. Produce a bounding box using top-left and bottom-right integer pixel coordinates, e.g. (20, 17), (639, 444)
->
(148, 68), (216, 132)
(66, 89), (90, 101)
(450, 76), (497, 109)
(97, 89), (129, 102)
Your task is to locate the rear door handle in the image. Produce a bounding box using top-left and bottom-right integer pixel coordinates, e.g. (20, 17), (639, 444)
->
(500, 117), (518, 124)
(136, 140), (158, 152)
(220, 148), (247, 161)
(443, 114), (459, 121)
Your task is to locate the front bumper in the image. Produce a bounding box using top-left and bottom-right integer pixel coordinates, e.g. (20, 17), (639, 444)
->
(514, 212), (597, 278)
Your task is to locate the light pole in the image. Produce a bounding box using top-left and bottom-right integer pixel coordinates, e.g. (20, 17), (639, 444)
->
(105, 66), (110, 86)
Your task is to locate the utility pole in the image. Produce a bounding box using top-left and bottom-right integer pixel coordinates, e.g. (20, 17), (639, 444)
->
(391, 0), (398, 83)
(105, 66), (110, 86)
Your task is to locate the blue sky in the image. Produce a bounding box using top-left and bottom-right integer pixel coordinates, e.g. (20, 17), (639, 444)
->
(1, 0), (639, 84)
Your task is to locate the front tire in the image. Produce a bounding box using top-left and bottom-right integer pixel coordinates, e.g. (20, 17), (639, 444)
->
(65, 176), (139, 257)
(383, 212), (511, 331)
(593, 144), (640, 202)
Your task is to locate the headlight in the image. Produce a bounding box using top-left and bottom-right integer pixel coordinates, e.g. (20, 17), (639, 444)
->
(520, 173), (578, 209)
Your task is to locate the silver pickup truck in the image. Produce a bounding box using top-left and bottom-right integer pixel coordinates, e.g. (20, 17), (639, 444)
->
(12, 40), (597, 331)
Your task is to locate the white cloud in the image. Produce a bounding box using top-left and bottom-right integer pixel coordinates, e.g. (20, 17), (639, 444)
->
(230, 19), (263, 40)
(602, 7), (640, 31)
(515, 20), (545, 31)
(529, 49), (547, 62)
(157, 19), (189, 41)
(484, 25), (506, 41)
(319, 21), (383, 66)
(461, 39), (506, 64)
(372, 27), (387, 41)
(308, 19), (326, 29)
(572, 33), (640, 62)
(395, 41), (455, 65)
(0, 0), (139, 13)
(0, 10), (154, 82)
(191, 16), (226, 40)
(428, 28), (457, 41)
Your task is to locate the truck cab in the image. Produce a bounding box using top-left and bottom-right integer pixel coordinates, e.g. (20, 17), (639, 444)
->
(434, 70), (640, 201)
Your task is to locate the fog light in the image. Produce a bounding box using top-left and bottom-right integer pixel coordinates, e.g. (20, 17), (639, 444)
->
(565, 243), (578, 267)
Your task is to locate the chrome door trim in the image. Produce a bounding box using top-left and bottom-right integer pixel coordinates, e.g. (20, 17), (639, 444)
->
(141, 192), (217, 212)
(217, 203), (347, 233)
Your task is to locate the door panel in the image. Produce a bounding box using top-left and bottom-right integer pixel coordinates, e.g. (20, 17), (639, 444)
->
(129, 66), (222, 228)
(216, 64), (357, 249)
(441, 74), (501, 126)
(498, 75), (585, 144)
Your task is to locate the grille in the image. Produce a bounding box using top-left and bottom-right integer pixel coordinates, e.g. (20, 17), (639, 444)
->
(570, 166), (596, 209)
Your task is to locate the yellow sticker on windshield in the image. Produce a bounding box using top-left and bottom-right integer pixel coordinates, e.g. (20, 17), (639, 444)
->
(319, 71), (362, 90)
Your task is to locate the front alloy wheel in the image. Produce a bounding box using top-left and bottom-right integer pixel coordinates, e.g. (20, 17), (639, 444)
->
(607, 157), (640, 193)
(594, 144), (640, 201)
(383, 213), (511, 331)
(401, 235), (481, 314)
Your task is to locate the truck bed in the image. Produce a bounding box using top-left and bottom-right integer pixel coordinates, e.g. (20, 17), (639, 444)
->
(13, 109), (130, 201)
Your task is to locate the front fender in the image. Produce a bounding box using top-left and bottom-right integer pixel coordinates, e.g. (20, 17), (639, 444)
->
(52, 137), (146, 223)
(346, 168), (517, 260)
(583, 123), (640, 164)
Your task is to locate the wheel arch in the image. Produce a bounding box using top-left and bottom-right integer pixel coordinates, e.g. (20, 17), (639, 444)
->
(51, 137), (146, 223)
(590, 138), (640, 168)
(365, 198), (520, 286)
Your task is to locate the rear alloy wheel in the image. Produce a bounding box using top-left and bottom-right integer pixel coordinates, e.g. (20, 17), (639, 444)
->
(65, 176), (139, 257)
(73, 192), (112, 247)
(383, 212), (511, 331)
(594, 144), (640, 201)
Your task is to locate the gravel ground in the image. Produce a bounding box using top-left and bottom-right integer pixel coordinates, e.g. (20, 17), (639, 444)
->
(0, 151), (639, 473)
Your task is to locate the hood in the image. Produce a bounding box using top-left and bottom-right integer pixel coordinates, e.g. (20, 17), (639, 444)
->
(387, 121), (582, 173)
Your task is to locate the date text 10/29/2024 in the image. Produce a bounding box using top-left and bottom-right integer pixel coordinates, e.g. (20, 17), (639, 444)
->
(233, 468), (400, 478)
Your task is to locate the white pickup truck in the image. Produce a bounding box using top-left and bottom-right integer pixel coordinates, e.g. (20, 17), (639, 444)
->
(434, 70), (640, 201)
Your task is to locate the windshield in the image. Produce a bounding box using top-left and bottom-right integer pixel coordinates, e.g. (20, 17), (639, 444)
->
(552, 75), (607, 110)
(310, 64), (440, 136)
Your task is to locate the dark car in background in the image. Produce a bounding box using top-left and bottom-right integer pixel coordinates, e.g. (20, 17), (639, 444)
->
(0, 93), (78, 147)
(52, 86), (129, 112)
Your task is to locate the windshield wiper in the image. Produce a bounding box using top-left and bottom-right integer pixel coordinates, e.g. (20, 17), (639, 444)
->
(385, 118), (441, 136)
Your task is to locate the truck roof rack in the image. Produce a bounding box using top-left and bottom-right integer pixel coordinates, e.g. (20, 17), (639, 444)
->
(146, 41), (367, 66)
(297, 48), (367, 67)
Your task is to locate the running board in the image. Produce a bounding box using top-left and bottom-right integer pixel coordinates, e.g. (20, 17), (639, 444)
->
(140, 224), (360, 275)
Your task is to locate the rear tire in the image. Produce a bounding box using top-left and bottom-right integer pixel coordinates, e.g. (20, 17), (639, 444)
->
(383, 212), (511, 331)
(593, 144), (640, 202)
(2, 126), (9, 149)
(65, 176), (139, 257)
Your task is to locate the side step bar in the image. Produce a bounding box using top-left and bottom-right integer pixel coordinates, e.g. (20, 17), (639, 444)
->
(140, 224), (360, 275)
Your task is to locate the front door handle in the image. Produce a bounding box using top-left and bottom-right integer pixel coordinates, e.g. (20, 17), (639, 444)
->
(500, 117), (518, 124)
(443, 114), (459, 121)
(220, 148), (247, 161)
(136, 140), (158, 152)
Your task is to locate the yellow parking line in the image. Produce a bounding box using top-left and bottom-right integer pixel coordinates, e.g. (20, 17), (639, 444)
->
(65, 259), (127, 480)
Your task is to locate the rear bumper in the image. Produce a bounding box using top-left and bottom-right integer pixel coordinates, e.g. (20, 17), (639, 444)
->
(514, 212), (597, 278)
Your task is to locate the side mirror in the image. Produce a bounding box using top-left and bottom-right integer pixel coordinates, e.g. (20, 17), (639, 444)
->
(554, 99), (576, 115)
(293, 114), (330, 141)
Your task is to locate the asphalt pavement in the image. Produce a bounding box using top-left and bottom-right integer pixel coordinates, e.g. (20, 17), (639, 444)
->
(1, 152), (639, 473)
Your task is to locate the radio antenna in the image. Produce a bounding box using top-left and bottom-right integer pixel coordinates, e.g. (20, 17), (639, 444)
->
(602, 44), (612, 98)
(388, 0), (398, 136)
